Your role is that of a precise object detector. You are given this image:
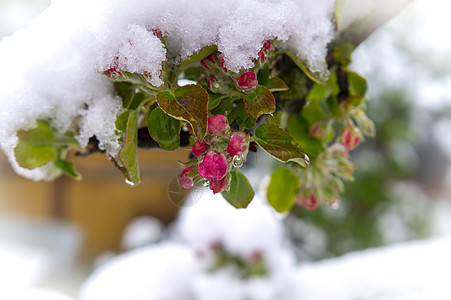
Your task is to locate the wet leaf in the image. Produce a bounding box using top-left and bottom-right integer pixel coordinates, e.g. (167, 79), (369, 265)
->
(15, 121), (58, 169)
(116, 102), (145, 185)
(148, 107), (181, 151)
(280, 50), (325, 84)
(222, 169), (255, 208)
(254, 123), (309, 167)
(157, 84), (209, 140)
(264, 77), (289, 92)
(244, 85), (276, 119)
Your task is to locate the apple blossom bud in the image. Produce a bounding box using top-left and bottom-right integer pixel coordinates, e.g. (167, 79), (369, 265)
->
(198, 151), (228, 180)
(257, 40), (273, 63)
(151, 28), (163, 39)
(208, 115), (229, 135)
(237, 72), (258, 89)
(309, 121), (329, 139)
(341, 126), (361, 151)
(297, 193), (321, 210)
(105, 66), (122, 78)
(200, 59), (211, 71)
(209, 175), (230, 194)
(207, 75), (218, 89)
(192, 140), (210, 157)
(227, 134), (248, 157)
(179, 164), (196, 189)
(218, 54), (228, 72)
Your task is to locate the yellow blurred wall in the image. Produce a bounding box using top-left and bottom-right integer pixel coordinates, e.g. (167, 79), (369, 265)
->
(0, 149), (189, 257)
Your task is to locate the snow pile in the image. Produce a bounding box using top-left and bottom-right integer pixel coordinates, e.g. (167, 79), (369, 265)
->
(176, 194), (299, 300)
(80, 193), (301, 300)
(295, 237), (451, 299)
(0, 0), (335, 180)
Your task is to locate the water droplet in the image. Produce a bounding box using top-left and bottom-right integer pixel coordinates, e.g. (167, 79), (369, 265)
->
(232, 154), (245, 168)
(134, 88), (140, 93)
(330, 198), (340, 210)
(202, 179), (210, 187)
(232, 103), (237, 108)
(303, 153), (310, 167)
(125, 179), (138, 186)
(270, 113), (274, 117)
(181, 124), (189, 132)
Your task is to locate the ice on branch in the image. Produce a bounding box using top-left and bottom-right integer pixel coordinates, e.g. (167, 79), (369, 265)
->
(0, 0), (336, 180)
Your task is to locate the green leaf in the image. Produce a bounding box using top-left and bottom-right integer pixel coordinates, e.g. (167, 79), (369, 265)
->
(148, 107), (181, 151)
(157, 84), (209, 140)
(15, 121), (58, 169)
(264, 77), (289, 92)
(228, 100), (256, 129)
(287, 114), (325, 157)
(179, 45), (218, 71)
(54, 156), (81, 180)
(222, 169), (255, 208)
(280, 49), (324, 84)
(254, 123), (309, 167)
(208, 93), (222, 110)
(117, 102), (145, 185)
(244, 85), (276, 119)
(307, 83), (328, 102)
(334, 0), (346, 30)
(267, 167), (299, 212)
(115, 111), (131, 133)
(348, 71), (367, 96)
(301, 101), (326, 124)
(257, 64), (270, 85)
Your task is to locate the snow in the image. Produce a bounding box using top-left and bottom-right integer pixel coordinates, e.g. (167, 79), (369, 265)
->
(0, 0), (335, 180)
(295, 237), (451, 299)
(80, 192), (451, 299)
(81, 193), (301, 300)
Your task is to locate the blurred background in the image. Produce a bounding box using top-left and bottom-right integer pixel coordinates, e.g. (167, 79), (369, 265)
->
(1, 0), (451, 298)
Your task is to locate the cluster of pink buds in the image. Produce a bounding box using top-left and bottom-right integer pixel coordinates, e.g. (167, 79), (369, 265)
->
(257, 40), (273, 63)
(296, 143), (353, 210)
(180, 114), (250, 194)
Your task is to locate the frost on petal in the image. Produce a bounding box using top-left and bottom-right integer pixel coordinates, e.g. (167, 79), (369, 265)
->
(198, 151), (228, 181)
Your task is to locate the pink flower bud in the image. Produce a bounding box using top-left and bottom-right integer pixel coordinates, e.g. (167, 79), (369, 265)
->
(297, 193), (321, 210)
(209, 175), (230, 194)
(208, 115), (229, 135)
(207, 75), (218, 89)
(341, 126), (361, 151)
(192, 140), (210, 157)
(227, 134), (248, 157)
(200, 59), (211, 71)
(198, 151), (228, 180)
(237, 72), (258, 89)
(151, 28), (163, 39)
(179, 164), (196, 189)
(257, 40), (273, 63)
(309, 121), (328, 139)
(105, 66), (122, 78)
(218, 54), (228, 72)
